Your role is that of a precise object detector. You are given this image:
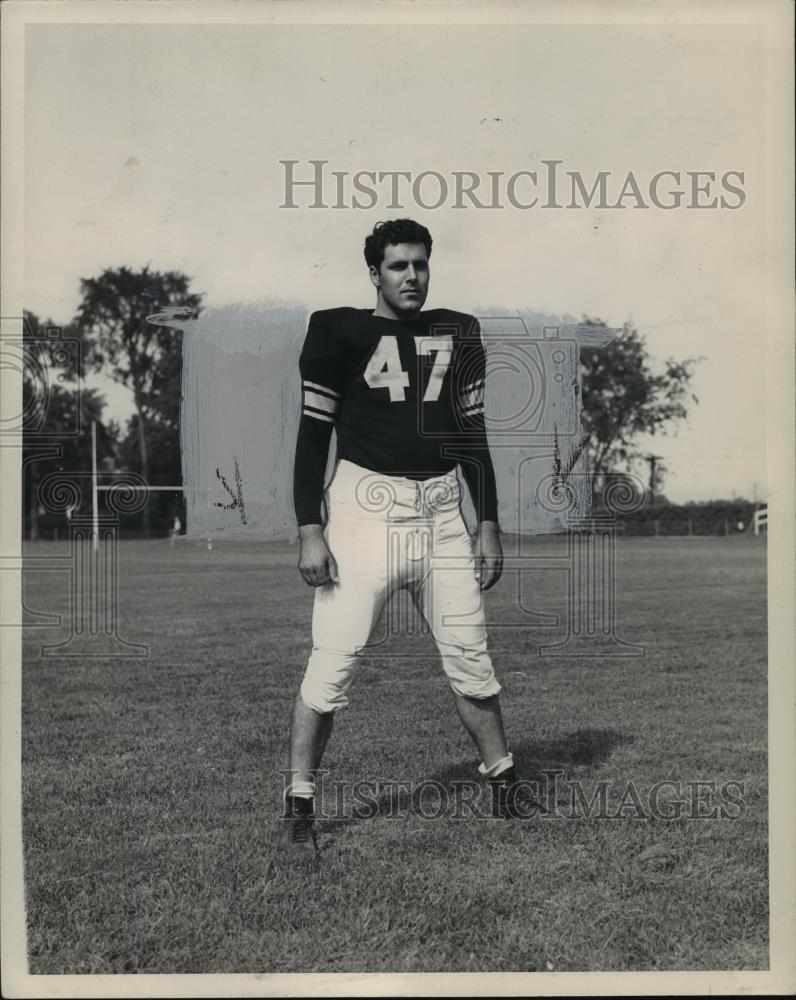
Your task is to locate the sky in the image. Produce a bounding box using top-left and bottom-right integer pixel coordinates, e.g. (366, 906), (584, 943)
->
(23, 18), (769, 503)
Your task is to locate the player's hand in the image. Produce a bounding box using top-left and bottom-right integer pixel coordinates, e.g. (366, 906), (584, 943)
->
(474, 521), (503, 591)
(298, 525), (339, 587)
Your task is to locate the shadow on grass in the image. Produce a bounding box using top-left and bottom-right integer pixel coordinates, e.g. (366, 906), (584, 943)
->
(430, 726), (634, 787)
(317, 727), (633, 831)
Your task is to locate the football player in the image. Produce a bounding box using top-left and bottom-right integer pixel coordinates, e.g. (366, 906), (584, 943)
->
(279, 219), (538, 859)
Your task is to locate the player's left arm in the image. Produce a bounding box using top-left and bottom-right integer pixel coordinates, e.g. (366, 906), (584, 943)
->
(455, 318), (503, 591)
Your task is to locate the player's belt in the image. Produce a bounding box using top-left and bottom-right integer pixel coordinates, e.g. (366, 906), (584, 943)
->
(331, 460), (460, 517)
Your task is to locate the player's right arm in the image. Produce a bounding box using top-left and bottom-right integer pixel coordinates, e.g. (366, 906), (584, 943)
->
(293, 311), (347, 587)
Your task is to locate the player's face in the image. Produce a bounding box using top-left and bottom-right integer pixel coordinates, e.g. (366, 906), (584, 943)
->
(370, 242), (430, 317)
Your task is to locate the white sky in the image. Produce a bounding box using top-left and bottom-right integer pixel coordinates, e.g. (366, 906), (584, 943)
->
(24, 20), (767, 503)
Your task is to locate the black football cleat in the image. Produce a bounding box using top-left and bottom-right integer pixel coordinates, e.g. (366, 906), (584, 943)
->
(276, 794), (319, 860)
(486, 766), (549, 819)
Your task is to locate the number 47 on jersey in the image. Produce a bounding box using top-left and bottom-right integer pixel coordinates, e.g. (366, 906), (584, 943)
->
(363, 335), (453, 403)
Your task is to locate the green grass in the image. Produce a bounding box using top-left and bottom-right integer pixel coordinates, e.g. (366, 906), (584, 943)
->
(20, 535), (768, 973)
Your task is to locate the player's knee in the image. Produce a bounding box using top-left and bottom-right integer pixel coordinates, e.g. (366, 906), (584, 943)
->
(300, 648), (359, 713)
(449, 674), (502, 699)
(299, 680), (349, 714)
(442, 649), (501, 699)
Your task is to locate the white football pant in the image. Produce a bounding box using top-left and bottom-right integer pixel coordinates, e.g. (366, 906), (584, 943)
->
(299, 459), (501, 713)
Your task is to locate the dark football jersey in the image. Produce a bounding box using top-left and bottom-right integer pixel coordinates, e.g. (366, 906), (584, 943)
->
(293, 306), (498, 526)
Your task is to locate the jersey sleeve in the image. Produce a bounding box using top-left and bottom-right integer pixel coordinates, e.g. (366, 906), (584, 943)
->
(293, 311), (348, 526)
(454, 318), (499, 525)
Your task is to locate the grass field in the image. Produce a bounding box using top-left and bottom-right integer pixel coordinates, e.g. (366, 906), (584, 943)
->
(20, 534), (768, 974)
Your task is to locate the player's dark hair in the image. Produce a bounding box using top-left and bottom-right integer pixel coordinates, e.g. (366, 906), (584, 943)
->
(364, 218), (433, 270)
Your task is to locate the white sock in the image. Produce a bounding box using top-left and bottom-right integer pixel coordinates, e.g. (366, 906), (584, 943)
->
(478, 752), (514, 778)
(286, 779), (315, 799)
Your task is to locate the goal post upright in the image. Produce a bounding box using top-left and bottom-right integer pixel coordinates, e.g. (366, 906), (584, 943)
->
(91, 420), (98, 554)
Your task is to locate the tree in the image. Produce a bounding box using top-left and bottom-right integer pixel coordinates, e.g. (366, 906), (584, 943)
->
(579, 318), (702, 498)
(75, 266), (202, 535)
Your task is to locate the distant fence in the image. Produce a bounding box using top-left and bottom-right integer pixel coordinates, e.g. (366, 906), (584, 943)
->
(596, 499), (766, 537)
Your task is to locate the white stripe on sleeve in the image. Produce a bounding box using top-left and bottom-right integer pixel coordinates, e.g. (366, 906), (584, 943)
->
(303, 408), (335, 424)
(304, 389), (339, 415)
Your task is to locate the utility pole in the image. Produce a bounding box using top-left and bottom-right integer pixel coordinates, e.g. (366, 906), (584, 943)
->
(644, 453), (664, 505)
